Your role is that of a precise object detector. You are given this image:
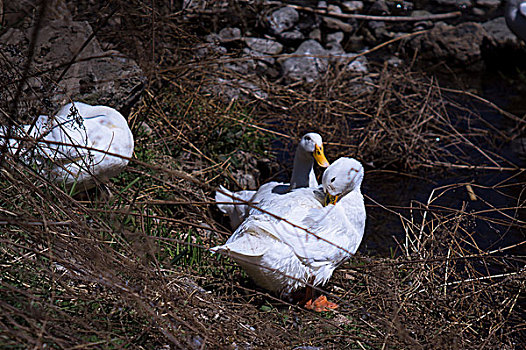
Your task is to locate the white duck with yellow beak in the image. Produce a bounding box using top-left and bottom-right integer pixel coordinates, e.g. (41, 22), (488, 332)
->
(215, 132), (329, 229)
(212, 157), (366, 312)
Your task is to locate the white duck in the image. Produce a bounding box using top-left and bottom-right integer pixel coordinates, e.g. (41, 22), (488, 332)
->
(215, 132), (329, 229)
(212, 157), (366, 311)
(0, 102), (134, 191)
(505, 0), (526, 42)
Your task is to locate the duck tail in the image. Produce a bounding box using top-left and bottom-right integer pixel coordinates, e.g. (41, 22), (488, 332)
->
(215, 185), (256, 229)
(215, 185), (235, 214)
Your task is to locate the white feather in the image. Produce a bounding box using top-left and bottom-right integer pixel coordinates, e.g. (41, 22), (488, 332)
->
(215, 133), (327, 229)
(213, 157), (366, 294)
(1, 102), (134, 190)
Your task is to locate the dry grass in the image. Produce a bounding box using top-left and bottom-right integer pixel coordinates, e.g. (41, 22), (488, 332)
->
(0, 1), (525, 349)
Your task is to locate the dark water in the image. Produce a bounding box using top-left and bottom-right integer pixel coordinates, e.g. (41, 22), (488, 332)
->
(361, 68), (526, 270)
(268, 68), (525, 271)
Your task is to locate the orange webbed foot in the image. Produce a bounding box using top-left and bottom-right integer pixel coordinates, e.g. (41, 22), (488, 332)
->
(304, 295), (339, 312)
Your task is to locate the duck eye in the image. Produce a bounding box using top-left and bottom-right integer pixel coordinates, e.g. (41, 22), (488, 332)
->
(331, 177), (336, 183)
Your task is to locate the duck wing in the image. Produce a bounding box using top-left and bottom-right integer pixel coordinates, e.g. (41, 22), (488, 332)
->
(215, 185), (257, 229)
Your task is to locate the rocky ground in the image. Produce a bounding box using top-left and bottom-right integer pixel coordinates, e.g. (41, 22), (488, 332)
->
(189, 0), (524, 97)
(2, 0), (525, 114)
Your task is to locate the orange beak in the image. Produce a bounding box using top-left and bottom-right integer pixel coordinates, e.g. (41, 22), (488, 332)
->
(313, 144), (329, 168)
(324, 194), (339, 206)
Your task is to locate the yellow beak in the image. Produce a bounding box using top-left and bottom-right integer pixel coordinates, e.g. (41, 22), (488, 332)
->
(313, 144), (330, 168)
(324, 194), (339, 206)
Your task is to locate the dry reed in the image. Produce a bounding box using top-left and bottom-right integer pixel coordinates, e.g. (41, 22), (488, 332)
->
(0, 1), (524, 349)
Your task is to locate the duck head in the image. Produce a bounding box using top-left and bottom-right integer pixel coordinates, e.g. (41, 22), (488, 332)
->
(297, 132), (329, 167)
(322, 157), (364, 205)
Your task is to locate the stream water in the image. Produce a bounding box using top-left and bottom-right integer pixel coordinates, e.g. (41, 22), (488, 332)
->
(269, 66), (525, 273)
(361, 67), (526, 270)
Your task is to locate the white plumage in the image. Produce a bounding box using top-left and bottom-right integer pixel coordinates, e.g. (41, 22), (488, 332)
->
(212, 157), (366, 294)
(215, 132), (329, 229)
(1, 102), (134, 190)
(215, 186), (257, 230)
(505, 0), (526, 42)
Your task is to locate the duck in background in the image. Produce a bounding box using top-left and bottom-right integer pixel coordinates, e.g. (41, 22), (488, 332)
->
(215, 132), (329, 229)
(504, 1), (526, 160)
(505, 0), (526, 42)
(0, 102), (134, 192)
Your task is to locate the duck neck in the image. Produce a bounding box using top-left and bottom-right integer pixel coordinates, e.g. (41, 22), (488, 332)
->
(289, 148), (316, 190)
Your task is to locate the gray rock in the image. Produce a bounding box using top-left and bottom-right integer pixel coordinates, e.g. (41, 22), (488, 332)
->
(328, 5), (342, 14)
(266, 66), (281, 79)
(347, 55), (369, 73)
(309, 28), (322, 41)
(195, 42), (228, 59)
(298, 14), (321, 31)
(406, 22), (489, 67)
(329, 50), (369, 73)
(327, 42), (346, 55)
(482, 16), (523, 48)
(267, 7), (299, 34)
(472, 7), (486, 16)
(414, 20), (434, 30)
(233, 170), (258, 190)
(412, 10), (434, 30)
(224, 55), (256, 74)
(354, 75), (375, 95)
(476, 0), (501, 7)
(243, 48), (276, 65)
(219, 27), (242, 42)
(387, 56), (404, 67)
(369, 20), (388, 38)
(327, 31), (345, 44)
(347, 35), (364, 51)
(238, 79), (268, 100)
(370, 0), (389, 14)
(411, 10), (432, 17)
(138, 121), (153, 136)
(369, 21), (386, 30)
(280, 29), (305, 41)
(281, 40), (329, 83)
(322, 16), (355, 32)
(209, 77), (268, 101)
(318, 1), (328, 9)
(244, 37), (283, 55)
(0, 19), (144, 116)
(205, 33), (220, 43)
(342, 1), (364, 12)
